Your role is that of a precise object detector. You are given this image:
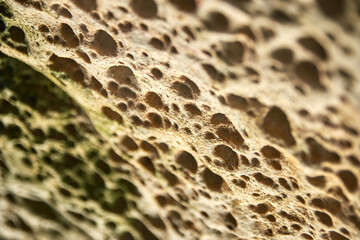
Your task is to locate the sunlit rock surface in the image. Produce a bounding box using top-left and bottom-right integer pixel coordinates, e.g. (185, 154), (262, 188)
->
(1, 0), (360, 239)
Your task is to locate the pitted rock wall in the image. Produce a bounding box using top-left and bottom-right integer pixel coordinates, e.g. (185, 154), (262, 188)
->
(1, 0), (360, 239)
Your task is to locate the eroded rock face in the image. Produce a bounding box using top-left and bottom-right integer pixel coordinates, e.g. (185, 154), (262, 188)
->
(0, 0), (360, 240)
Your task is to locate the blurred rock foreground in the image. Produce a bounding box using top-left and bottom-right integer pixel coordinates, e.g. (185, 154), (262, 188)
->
(1, 0), (360, 239)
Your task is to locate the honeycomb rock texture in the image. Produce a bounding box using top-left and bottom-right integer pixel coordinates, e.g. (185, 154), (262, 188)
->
(1, 0), (360, 239)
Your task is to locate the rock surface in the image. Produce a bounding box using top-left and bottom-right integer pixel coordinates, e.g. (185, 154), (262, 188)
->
(0, 0), (360, 239)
